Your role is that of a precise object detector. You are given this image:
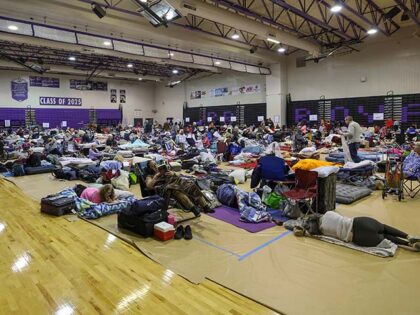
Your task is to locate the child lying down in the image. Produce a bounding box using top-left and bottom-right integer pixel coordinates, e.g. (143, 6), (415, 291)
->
(284, 211), (420, 252)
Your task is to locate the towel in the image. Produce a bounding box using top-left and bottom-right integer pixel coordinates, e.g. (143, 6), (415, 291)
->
(312, 235), (397, 258)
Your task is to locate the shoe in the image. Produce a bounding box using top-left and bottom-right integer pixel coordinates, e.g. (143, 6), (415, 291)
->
(412, 242), (420, 251)
(174, 226), (184, 240)
(408, 235), (420, 244)
(191, 206), (201, 217)
(184, 225), (193, 240)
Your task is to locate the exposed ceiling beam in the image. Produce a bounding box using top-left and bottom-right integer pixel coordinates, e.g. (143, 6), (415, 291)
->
(394, 0), (420, 26)
(167, 0), (321, 54)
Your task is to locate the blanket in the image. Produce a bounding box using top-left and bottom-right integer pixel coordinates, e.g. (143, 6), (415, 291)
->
(58, 188), (137, 219)
(119, 139), (149, 149)
(312, 235), (397, 258)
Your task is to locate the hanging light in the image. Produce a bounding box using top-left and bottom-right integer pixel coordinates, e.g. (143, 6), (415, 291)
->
(367, 28), (378, 35)
(278, 47), (286, 53)
(103, 40), (112, 46)
(8, 25), (18, 31)
(172, 69), (179, 74)
(231, 32), (240, 40)
(330, 4), (342, 13)
(127, 63), (133, 68)
(68, 56), (76, 61)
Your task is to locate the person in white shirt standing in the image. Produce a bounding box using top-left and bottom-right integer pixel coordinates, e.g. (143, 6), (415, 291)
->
(344, 116), (362, 163)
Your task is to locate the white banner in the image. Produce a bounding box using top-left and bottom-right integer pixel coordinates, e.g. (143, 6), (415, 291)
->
(373, 113), (384, 120)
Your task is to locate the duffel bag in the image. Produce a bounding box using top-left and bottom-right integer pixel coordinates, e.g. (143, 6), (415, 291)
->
(117, 209), (168, 237)
(129, 195), (166, 216)
(41, 195), (75, 216)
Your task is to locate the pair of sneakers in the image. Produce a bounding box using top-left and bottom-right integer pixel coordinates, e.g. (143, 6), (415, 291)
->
(175, 225), (193, 240)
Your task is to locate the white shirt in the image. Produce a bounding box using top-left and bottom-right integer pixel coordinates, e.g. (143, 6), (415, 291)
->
(320, 211), (354, 242)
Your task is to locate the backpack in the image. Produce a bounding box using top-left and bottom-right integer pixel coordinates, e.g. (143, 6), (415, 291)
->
(129, 195), (166, 216)
(53, 168), (77, 180)
(216, 184), (237, 208)
(12, 164), (25, 177)
(202, 190), (221, 210)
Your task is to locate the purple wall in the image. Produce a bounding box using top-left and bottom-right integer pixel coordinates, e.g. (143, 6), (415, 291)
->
(36, 108), (90, 128)
(0, 108), (121, 128)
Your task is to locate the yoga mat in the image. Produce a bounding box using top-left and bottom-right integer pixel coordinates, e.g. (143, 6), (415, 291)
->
(208, 206), (276, 233)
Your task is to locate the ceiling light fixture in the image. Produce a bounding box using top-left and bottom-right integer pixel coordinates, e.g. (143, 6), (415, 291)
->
(267, 37), (280, 44)
(68, 56), (76, 61)
(140, 0), (147, 2)
(330, 4), (342, 13)
(214, 61), (221, 65)
(8, 25), (18, 31)
(138, 77), (143, 81)
(172, 69), (178, 74)
(231, 32), (240, 40)
(168, 52), (174, 57)
(103, 40), (112, 46)
(367, 28), (378, 35)
(278, 47), (286, 53)
(127, 63), (133, 68)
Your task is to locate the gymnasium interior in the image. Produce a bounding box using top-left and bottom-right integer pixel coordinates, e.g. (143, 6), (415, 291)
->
(0, 0), (419, 314)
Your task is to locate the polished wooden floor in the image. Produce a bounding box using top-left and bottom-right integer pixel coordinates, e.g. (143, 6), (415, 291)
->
(0, 178), (278, 315)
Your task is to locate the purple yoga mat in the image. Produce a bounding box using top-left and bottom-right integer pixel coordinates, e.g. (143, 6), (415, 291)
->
(207, 206), (276, 233)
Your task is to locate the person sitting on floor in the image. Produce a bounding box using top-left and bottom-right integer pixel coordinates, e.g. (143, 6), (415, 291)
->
(80, 184), (116, 203)
(292, 211), (420, 251)
(403, 142), (420, 179)
(144, 161), (213, 216)
(45, 138), (61, 156)
(88, 144), (103, 161)
(26, 149), (43, 168)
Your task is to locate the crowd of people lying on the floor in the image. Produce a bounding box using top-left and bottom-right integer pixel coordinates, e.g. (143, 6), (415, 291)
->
(1, 117), (419, 253)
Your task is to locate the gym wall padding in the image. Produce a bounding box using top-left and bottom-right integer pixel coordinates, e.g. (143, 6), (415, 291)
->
(287, 92), (420, 129)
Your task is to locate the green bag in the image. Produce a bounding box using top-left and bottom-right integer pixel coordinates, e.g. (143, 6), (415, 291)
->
(129, 172), (138, 185)
(265, 192), (283, 209)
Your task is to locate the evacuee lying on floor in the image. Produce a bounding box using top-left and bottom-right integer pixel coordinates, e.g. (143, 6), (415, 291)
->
(145, 160), (213, 216)
(79, 184), (116, 204)
(290, 211), (420, 251)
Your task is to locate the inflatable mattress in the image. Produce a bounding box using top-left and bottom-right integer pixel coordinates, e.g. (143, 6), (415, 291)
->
(336, 183), (372, 204)
(25, 165), (58, 175)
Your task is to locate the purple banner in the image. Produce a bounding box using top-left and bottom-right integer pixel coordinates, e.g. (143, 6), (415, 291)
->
(11, 78), (28, 102)
(30, 76), (60, 88)
(39, 97), (82, 106)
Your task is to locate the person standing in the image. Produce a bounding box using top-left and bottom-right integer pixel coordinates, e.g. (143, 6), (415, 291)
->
(344, 116), (362, 163)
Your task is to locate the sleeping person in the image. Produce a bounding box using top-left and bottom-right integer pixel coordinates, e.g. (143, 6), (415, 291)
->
(80, 184), (116, 204)
(291, 211), (420, 251)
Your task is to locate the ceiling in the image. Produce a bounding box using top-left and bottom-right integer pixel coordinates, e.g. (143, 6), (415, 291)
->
(0, 0), (417, 80)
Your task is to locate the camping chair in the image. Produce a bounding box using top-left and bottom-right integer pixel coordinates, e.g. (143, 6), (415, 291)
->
(281, 169), (318, 214)
(402, 175), (420, 198)
(259, 155), (295, 187)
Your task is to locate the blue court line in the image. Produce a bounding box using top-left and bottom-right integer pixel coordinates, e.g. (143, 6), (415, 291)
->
(238, 230), (292, 261)
(194, 236), (241, 258)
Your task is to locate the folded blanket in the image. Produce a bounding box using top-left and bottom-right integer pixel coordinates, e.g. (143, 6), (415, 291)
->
(312, 235), (397, 258)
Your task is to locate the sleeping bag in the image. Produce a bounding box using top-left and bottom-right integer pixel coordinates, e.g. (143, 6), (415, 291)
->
(216, 184), (237, 208)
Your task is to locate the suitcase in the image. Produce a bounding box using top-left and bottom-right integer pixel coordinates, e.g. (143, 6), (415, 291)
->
(117, 209), (168, 237)
(41, 195), (75, 216)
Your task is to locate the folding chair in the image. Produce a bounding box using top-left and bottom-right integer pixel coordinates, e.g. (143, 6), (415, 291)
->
(281, 169), (318, 214)
(403, 175), (420, 198)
